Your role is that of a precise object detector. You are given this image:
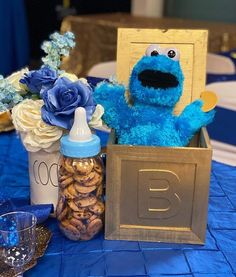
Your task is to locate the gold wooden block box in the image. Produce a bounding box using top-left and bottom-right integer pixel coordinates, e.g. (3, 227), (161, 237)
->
(105, 128), (212, 244)
(105, 28), (212, 244)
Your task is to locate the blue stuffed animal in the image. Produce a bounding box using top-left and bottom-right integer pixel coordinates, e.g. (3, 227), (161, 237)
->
(94, 44), (215, 147)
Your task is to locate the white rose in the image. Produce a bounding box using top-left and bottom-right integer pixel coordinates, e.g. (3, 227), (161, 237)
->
(12, 98), (64, 152)
(12, 99), (43, 132)
(89, 104), (104, 129)
(6, 68), (29, 95)
(59, 72), (78, 82)
(23, 121), (63, 153)
(59, 72), (89, 86)
(78, 77), (89, 86)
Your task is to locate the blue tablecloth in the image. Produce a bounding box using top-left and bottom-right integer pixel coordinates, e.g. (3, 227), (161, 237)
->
(1, 131), (236, 277)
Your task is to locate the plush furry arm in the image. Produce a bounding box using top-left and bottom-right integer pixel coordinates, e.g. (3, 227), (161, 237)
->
(176, 99), (215, 145)
(93, 82), (132, 134)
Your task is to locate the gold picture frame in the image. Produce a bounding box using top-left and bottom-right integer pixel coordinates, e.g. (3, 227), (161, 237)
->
(117, 28), (208, 114)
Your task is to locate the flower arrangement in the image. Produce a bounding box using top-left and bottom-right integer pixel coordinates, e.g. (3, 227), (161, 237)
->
(0, 68), (30, 132)
(1, 31), (104, 152)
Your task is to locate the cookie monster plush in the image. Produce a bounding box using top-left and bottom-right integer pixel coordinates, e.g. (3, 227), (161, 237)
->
(94, 44), (215, 147)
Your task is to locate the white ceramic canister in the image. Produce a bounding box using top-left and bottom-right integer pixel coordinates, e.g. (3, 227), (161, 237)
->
(28, 149), (60, 211)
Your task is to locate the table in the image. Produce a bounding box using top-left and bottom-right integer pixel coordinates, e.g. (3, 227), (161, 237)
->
(61, 13), (236, 77)
(1, 131), (236, 277)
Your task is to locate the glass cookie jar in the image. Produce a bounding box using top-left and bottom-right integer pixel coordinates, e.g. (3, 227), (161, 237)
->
(57, 155), (104, 240)
(56, 107), (104, 241)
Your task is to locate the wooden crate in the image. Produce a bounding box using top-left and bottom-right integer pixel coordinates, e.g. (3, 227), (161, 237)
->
(105, 28), (212, 244)
(105, 129), (212, 244)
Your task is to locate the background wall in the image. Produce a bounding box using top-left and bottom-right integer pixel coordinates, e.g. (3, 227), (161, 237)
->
(165, 0), (236, 23)
(24, 0), (131, 65)
(131, 0), (163, 17)
(1, 0), (236, 76)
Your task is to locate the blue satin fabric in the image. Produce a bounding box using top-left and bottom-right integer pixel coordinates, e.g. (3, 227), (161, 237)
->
(1, 130), (236, 276)
(207, 49), (236, 84)
(0, 0), (29, 76)
(0, 129), (52, 225)
(207, 72), (236, 84)
(206, 55), (236, 148)
(0, 199), (53, 224)
(207, 106), (236, 146)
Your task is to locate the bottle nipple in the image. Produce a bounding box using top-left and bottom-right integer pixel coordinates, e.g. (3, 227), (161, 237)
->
(69, 107), (92, 142)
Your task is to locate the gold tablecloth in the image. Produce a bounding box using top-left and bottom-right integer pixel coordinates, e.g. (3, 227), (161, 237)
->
(61, 13), (236, 76)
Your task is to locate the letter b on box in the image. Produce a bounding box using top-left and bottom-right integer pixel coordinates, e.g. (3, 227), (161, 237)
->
(138, 169), (181, 219)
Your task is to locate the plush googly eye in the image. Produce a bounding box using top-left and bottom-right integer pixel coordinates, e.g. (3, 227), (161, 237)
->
(145, 44), (162, 57)
(164, 48), (180, 61)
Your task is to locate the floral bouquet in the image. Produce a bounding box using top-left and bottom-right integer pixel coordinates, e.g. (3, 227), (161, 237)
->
(0, 31), (106, 208)
(0, 70), (26, 132)
(1, 31), (104, 153)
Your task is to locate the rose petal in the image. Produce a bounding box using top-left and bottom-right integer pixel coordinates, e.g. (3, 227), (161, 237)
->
(59, 88), (78, 107)
(84, 105), (96, 122)
(74, 81), (92, 105)
(55, 77), (70, 86)
(47, 89), (60, 110)
(42, 106), (72, 129)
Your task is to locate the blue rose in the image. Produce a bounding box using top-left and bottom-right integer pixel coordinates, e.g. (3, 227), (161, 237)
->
(20, 66), (58, 94)
(41, 77), (96, 129)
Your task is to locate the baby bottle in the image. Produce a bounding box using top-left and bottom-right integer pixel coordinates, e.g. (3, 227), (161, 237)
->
(56, 107), (104, 240)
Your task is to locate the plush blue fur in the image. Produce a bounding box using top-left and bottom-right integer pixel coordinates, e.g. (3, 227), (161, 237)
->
(94, 54), (215, 147)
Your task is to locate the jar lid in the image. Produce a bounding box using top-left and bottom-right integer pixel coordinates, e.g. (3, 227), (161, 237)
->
(60, 134), (101, 158)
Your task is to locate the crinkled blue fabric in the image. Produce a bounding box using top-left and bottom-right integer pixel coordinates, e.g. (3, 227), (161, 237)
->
(207, 107), (236, 146)
(0, 199), (53, 224)
(1, 130), (236, 276)
(207, 72), (236, 84)
(0, 76), (235, 275)
(206, 50), (236, 147)
(207, 49), (236, 84)
(0, 130), (52, 224)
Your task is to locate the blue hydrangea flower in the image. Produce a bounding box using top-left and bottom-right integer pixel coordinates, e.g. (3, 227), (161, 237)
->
(41, 32), (75, 70)
(0, 75), (23, 112)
